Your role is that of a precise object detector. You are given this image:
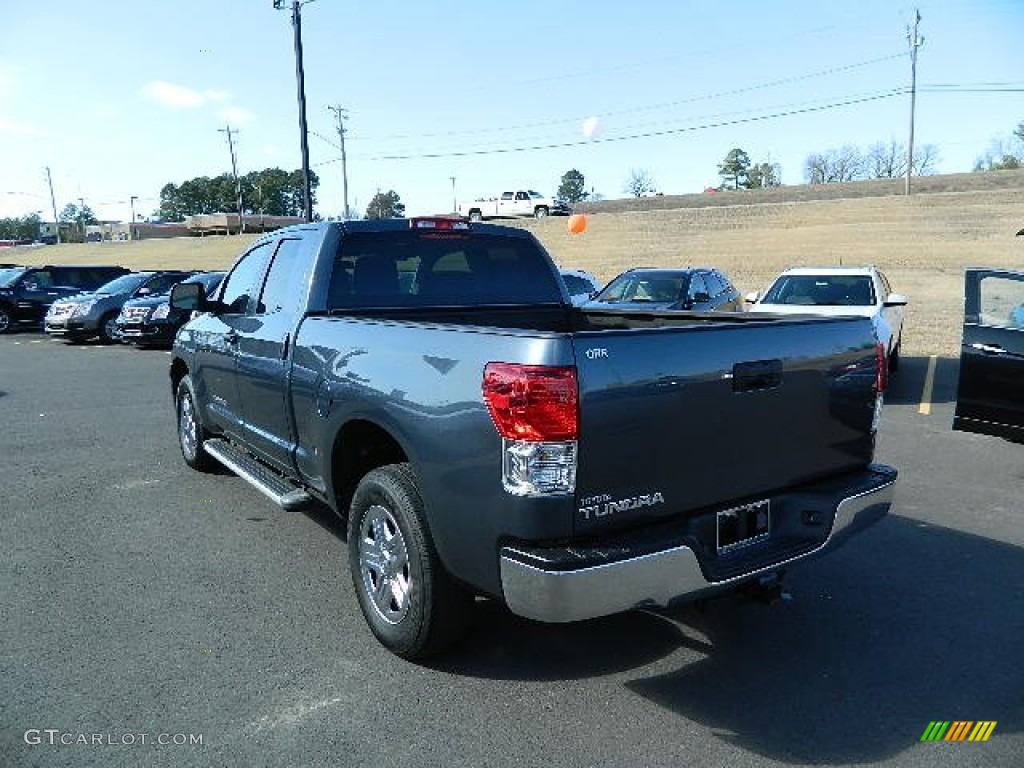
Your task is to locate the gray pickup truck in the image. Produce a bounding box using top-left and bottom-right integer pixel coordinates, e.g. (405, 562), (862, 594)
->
(169, 218), (896, 659)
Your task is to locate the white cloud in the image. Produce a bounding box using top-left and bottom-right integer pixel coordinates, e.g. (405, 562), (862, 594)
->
(140, 80), (229, 109)
(217, 106), (254, 126)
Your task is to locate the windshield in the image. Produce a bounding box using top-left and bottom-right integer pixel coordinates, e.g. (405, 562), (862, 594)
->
(94, 273), (150, 295)
(763, 275), (876, 307)
(593, 272), (689, 304)
(0, 268), (27, 287)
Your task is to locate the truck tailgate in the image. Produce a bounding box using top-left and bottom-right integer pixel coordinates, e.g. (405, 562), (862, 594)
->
(572, 315), (878, 536)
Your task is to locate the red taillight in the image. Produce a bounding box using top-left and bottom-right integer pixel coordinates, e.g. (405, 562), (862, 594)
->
(482, 363), (578, 441)
(875, 342), (887, 393)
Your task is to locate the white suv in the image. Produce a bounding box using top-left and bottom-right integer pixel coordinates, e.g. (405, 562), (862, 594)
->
(746, 266), (908, 371)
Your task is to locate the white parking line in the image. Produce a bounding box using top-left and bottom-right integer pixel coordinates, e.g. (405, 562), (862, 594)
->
(918, 355), (938, 416)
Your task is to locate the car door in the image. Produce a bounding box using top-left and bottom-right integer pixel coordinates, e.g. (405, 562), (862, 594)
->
(234, 237), (310, 473)
(496, 191), (516, 217)
(685, 272), (713, 311)
(954, 268), (1024, 440)
(15, 269), (62, 322)
(193, 241), (274, 438)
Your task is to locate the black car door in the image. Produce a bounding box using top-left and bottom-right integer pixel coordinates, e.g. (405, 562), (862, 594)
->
(193, 242), (274, 437)
(234, 237), (310, 473)
(953, 268), (1024, 440)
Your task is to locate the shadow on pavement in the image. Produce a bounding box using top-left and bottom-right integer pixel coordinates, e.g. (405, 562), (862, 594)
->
(436, 515), (1022, 763)
(884, 355), (959, 406)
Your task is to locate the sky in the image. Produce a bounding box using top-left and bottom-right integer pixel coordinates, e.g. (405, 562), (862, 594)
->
(1, 0), (1022, 224)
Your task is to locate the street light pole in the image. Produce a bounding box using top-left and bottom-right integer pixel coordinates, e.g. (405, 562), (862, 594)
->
(450, 176), (457, 214)
(274, 0), (314, 222)
(129, 195), (138, 240)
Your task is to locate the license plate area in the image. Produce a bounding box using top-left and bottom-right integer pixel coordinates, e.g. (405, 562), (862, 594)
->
(717, 499), (770, 554)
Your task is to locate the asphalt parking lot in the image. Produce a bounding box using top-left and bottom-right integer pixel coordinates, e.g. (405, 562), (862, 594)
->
(1, 333), (1021, 768)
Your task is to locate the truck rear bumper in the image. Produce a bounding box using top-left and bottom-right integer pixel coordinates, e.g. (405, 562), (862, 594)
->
(499, 464), (896, 623)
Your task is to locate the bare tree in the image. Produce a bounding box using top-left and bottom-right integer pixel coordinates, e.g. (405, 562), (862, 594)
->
(912, 144), (939, 175)
(804, 146), (864, 184)
(805, 153), (828, 185)
(866, 140), (939, 178)
(623, 168), (656, 197)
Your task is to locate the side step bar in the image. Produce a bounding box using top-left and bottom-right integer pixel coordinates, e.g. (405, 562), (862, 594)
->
(203, 438), (312, 511)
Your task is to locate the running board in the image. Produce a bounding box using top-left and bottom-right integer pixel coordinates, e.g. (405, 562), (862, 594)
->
(203, 439), (312, 511)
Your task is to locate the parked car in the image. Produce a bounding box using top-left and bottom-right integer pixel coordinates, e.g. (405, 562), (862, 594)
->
(0, 264), (131, 333)
(45, 271), (194, 343)
(168, 217), (894, 659)
(954, 267), (1024, 441)
(745, 266), (908, 371)
(116, 271), (225, 348)
(558, 269), (601, 306)
(584, 267), (743, 312)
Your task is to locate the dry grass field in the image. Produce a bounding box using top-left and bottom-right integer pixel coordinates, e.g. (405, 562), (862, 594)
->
(7, 171), (1023, 357)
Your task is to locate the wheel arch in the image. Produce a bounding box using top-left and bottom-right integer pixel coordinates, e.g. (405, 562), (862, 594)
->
(329, 418), (411, 516)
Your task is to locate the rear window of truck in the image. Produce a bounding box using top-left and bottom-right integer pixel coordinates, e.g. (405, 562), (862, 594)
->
(327, 231), (563, 309)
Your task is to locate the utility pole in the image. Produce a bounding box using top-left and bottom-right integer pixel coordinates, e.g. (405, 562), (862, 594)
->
(274, 1), (313, 222)
(328, 105), (350, 219)
(450, 176), (457, 214)
(905, 9), (923, 196)
(44, 167), (60, 243)
(129, 195), (138, 240)
(219, 125), (245, 234)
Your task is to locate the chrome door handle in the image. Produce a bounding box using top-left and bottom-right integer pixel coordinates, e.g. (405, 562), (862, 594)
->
(970, 342), (1006, 355)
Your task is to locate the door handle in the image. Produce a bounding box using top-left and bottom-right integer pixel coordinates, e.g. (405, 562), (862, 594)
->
(970, 342), (1006, 355)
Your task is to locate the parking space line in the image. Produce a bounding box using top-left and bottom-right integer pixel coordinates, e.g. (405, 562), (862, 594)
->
(918, 355), (938, 416)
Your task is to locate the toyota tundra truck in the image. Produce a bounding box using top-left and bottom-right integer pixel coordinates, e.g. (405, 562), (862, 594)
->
(168, 217), (896, 659)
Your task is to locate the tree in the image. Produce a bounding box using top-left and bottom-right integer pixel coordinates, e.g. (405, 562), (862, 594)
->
(557, 169), (589, 203)
(746, 162), (782, 188)
(718, 148), (751, 190)
(58, 203), (98, 242)
(157, 168), (319, 220)
(804, 146), (864, 184)
(0, 213), (42, 240)
(623, 168), (656, 197)
(365, 190), (405, 219)
(866, 140), (940, 178)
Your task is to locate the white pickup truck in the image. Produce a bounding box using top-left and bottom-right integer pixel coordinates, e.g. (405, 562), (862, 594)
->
(457, 189), (571, 221)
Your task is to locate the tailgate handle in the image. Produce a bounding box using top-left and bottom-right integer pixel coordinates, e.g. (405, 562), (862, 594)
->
(733, 359), (782, 393)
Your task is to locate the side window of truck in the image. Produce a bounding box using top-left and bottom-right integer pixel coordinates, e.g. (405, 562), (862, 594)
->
(256, 238), (306, 315)
(220, 242), (274, 315)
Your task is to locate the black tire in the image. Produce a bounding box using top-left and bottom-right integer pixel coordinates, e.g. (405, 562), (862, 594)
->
(0, 305), (11, 333)
(175, 377), (216, 472)
(98, 312), (120, 344)
(534, 206), (549, 219)
(347, 463), (472, 659)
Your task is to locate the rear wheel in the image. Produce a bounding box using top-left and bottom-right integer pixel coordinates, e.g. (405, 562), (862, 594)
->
(0, 306), (11, 333)
(347, 463), (472, 659)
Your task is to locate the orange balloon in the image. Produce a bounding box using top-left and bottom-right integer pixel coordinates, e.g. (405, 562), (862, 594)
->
(567, 214), (587, 234)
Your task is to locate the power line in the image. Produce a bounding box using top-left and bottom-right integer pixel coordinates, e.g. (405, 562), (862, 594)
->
(309, 89), (907, 165)
(348, 52), (910, 143)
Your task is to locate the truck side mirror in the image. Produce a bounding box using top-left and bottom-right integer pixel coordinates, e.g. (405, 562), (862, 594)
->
(170, 282), (209, 313)
(745, 291), (760, 304)
(884, 293), (908, 307)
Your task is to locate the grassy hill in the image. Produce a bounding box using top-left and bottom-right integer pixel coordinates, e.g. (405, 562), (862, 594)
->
(7, 170), (1023, 357)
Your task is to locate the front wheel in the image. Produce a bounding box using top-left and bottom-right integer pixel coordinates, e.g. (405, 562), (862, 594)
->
(534, 206), (549, 218)
(347, 463), (472, 659)
(176, 377), (216, 472)
(98, 312), (120, 344)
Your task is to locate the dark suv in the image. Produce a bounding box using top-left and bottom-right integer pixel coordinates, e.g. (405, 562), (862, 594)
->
(0, 265), (130, 333)
(116, 271), (226, 348)
(45, 271), (194, 343)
